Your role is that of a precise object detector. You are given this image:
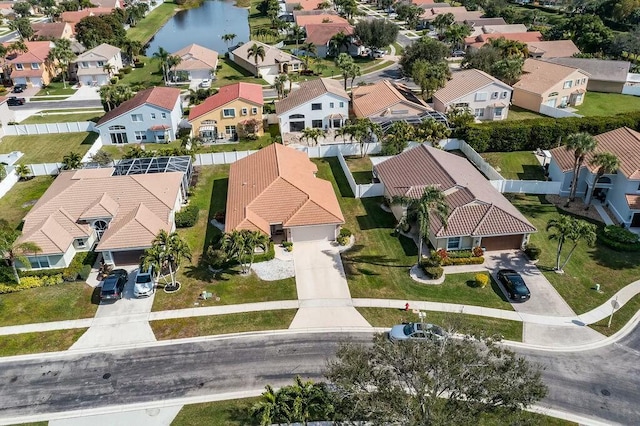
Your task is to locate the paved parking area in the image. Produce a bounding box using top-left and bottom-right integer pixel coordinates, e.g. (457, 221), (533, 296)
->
(484, 250), (576, 317)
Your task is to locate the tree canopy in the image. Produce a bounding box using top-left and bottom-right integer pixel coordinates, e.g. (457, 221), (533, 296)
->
(544, 14), (614, 54)
(75, 12), (126, 49)
(400, 37), (450, 76)
(354, 19), (399, 50)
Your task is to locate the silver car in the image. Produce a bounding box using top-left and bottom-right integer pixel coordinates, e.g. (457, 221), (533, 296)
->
(388, 322), (447, 342)
(133, 266), (155, 298)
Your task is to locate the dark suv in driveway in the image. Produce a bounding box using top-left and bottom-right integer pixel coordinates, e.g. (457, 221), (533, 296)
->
(497, 269), (531, 302)
(100, 269), (129, 301)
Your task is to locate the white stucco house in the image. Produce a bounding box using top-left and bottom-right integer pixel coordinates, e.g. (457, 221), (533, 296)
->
(71, 43), (123, 87)
(230, 41), (303, 84)
(171, 43), (219, 83)
(548, 127), (640, 230)
(95, 87), (182, 145)
(275, 78), (349, 142)
(432, 68), (513, 121)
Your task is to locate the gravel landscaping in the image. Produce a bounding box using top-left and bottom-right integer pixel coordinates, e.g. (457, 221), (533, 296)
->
(251, 258), (295, 281)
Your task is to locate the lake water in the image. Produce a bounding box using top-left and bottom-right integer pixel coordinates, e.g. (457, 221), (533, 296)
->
(145, 0), (250, 55)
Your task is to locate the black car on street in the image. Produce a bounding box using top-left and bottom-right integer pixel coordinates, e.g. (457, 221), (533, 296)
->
(7, 96), (26, 106)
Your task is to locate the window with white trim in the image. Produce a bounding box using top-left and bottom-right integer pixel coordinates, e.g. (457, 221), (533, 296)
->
(134, 130), (147, 141)
(150, 113), (156, 119)
(339, 102), (344, 107)
(563, 80), (573, 89)
(330, 102), (335, 108)
(475, 92), (488, 101)
(223, 108), (235, 118)
(474, 108), (484, 117)
(225, 125), (236, 135)
(311, 103), (322, 110)
(15, 63), (23, 70)
(251, 107), (258, 115)
(97, 61), (105, 67)
(491, 91), (498, 99)
(29, 256), (50, 268)
(500, 91), (508, 98)
(241, 108), (248, 115)
(31, 63), (39, 69)
(447, 237), (461, 250)
(131, 114), (143, 122)
(161, 113), (167, 119)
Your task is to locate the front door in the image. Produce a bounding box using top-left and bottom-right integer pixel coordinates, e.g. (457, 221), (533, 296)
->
(632, 213), (640, 228)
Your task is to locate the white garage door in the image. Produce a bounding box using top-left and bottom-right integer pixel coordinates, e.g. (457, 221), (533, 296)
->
(290, 225), (337, 243)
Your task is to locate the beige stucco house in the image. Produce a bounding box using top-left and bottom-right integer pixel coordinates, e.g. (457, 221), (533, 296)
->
(230, 41), (303, 81)
(71, 43), (123, 87)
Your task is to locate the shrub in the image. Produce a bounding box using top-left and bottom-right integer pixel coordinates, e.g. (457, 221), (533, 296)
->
(21, 251), (97, 281)
(175, 205), (200, 228)
(78, 264), (92, 280)
(475, 273), (489, 288)
(446, 250), (473, 258)
(254, 242), (276, 262)
(134, 61), (145, 68)
(214, 210), (226, 224)
(339, 227), (352, 238)
(422, 265), (444, 280)
(122, 66), (132, 74)
(440, 256), (484, 266)
(337, 235), (350, 246)
(524, 243), (542, 261)
(472, 246), (484, 257)
(110, 77), (118, 84)
(282, 241), (293, 252)
(422, 257), (441, 267)
(598, 225), (640, 252)
(0, 273), (64, 294)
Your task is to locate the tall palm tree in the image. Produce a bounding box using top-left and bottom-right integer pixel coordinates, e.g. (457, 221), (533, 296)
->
(221, 230), (249, 273)
(122, 38), (143, 63)
(443, 23), (471, 51)
(290, 25), (305, 45)
(151, 230), (192, 290)
(244, 230), (269, 271)
(247, 43), (266, 77)
(301, 42), (316, 70)
(546, 215), (574, 271)
(586, 152), (620, 206)
(391, 186), (450, 264)
(333, 126), (350, 144)
(102, 63), (116, 78)
(48, 38), (76, 88)
(140, 244), (168, 285)
(300, 128), (326, 146)
(221, 33), (237, 50)
(62, 151), (82, 170)
(0, 228), (41, 284)
(152, 47), (170, 83)
(272, 74), (287, 99)
(382, 121), (414, 155)
(290, 376), (333, 425)
(167, 55), (182, 82)
(565, 132), (598, 204)
(432, 12), (454, 35)
(560, 220), (596, 271)
(416, 119), (451, 145)
(251, 384), (293, 426)
(329, 32), (350, 57)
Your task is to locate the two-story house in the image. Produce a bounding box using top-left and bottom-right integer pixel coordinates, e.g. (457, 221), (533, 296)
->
(95, 87), (182, 145)
(352, 79), (434, 119)
(7, 41), (56, 87)
(433, 69), (513, 121)
(188, 82), (264, 141)
(276, 78), (349, 143)
(512, 59), (589, 113)
(548, 127), (640, 230)
(72, 43), (123, 87)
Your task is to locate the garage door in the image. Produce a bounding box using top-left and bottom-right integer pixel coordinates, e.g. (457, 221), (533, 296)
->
(481, 234), (523, 251)
(111, 250), (145, 266)
(290, 225), (337, 243)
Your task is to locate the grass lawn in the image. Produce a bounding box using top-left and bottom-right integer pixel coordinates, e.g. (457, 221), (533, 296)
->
(358, 307), (523, 341)
(314, 157), (513, 311)
(344, 155), (373, 184)
(0, 132), (98, 163)
(151, 165), (297, 311)
(0, 282), (97, 326)
(34, 82), (76, 97)
(20, 112), (103, 124)
(151, 309), (297, 340)
(0, 176), (54, 229)
(0, 329), (87, 357)
(213, 58), (268, 88)
(505, 105), (545, 121)
(118, 55), (165, 89)
(510, 194), (640, 315)
(589, 294), (640, 336)
(480, 151), (546, 180)
(392, 42), (404, 55)
(574, 92), (640, 116)
(127, 2), (179, 44)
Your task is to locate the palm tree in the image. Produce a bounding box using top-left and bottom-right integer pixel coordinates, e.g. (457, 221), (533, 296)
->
(150, 230), (192, 290)
(443, 23), (471, 51)
(102, 63), (116, 78)
(167, 55), (182, 82)
(0, 228), (41, 284)
(221, 230), (249, 273)
(302, 42), (316, 70)
(251, 385), (294, 426)
(272, 74), (287, 99)
(48, 38), (76, 88)
(333, 126), (350, 144)
(62, 151), (82, 170)
(585, 152), (620, 207)
(382, 120), (414, 155)
(335, 52), (354, 90)
(122, 38), (143, 64)
(391, 186), (450, 264)
(416, 119), (451, 145)
(546, 215), (574, 271)
(346, 118), (382, 157)
(247, 43), (266, 77)
(152, 47), (170, 83)
(221, 33), (237, 50)
(140, 244), (169, 285)
(244, 231), (269, 271)
(560, 220), (596, 271)
(565, 132), (598, 204)
(14, 164), (31, 180)
(290, 376), (334, 425)
(329, 32), (350, 57)
(300, 128), (326, 146)
(290, 25), (305, 45)
(432, 12), (454, 36)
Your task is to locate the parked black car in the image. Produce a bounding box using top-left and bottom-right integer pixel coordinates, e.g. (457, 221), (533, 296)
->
(11, 85), (24, 93)
(100, 269), (129, 301)
(497, 269), (531, 302)
(7, 96), (26, 106)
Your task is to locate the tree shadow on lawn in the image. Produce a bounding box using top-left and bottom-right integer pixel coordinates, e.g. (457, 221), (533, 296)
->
(592, 244), (640, 271)
(81, 132), (99, 145)
(517, 164), (546, 181)
(356, 197), (397, 231)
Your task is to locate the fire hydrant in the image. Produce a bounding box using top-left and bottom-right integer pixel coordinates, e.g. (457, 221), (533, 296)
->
(405, 302), (410, 311)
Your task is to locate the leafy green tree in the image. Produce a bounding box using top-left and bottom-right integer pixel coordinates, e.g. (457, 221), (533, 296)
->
(432, 12), (454, 35)
(489, 36), (529, 58)
(354, 19), (399, 50)
(9, 17), (33, 40)
(395, 2), (423, 29)
(140, 245), (168, 285)
(399, 36), (449, 76)
(545, 14), (613, 53)
(411, 59), (451, 100)
(11, 2), (32, 18)
(564, 132), (598, 204)
(443, 23), (471, 51)
(586, 152), (620, 206)
(0, 227), (41, 284)
(329, 31), (351, 57)
(446, 106), (475, 129)
(75, 13), (126, 49)
(416, 119), (451, 145)
(343, 118), (382, 157)
(462, 44), (524, 85)
(247, 43), (266, 77)
(326, 333), (547, 424)
(301, 42), (317, 70)
(491, 57), (524, 85)
(382, 121), (414, 155)
(62, 151), (82, 170)
(392, 185), (449, 263)
(289, 25), (305, 45)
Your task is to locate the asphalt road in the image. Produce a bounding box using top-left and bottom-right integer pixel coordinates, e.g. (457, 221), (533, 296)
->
(8, 99), (103, 111)
(1, 328), (639, 424)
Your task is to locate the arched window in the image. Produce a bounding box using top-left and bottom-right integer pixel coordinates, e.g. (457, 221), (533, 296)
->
(94, 220), (108, 240)
(108, 125), (126, 130)
(289, 114), (304, 119)
(597, 176), (612, 184)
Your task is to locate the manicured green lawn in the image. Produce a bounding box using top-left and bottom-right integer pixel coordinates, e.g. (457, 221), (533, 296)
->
(480, 151), (546, 180)
(510, 194), (640, 315)
(0, 329), (87, 357)
(213, 58), (268, 88)
(117, 55), (165, 89)
(357, 307), (523, 341)
(0, 282), (97, 326)
(344, 155), (373, 184)
(0, 176), (54, 229)
(151, 165), (297, 311)
(0, 132), (98, 163)
(20, 112), (103, 124)
(505, 105), (545, 121)
(34, 82), (76, 97)
(127, 2), (179, 44)
(574, 92), (640, 116)
(392, 42), (404, 55)
(590, 294), (640, 336)
(172, 398), (259, 426)
(151, 309), (297, 340)
(314, 157), (513, 311)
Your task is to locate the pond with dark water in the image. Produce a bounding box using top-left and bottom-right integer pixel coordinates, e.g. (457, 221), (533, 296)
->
(145, 0), (250, 55)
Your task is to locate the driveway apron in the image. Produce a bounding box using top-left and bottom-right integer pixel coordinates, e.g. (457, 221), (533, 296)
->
(289, 241), (370, 329)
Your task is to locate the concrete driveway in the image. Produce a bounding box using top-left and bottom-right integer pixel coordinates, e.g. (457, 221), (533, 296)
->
(484, 250), (575, 317)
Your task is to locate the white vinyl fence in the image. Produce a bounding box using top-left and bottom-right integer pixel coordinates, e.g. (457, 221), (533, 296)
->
(0, 168), (19, 199)
(29, 163), (63, 176)
(458, 140), (505, 181)
(539, 104), (582, 118)
(622, 85), (640, 96)
(81, 136), (104, 163)
(336, 151), (385, 199)
(3, 121), (96, 136)
(490, 179), (562, 194)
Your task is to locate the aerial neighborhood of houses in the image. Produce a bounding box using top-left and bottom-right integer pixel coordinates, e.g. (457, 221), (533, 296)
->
(2, 0), (640, 423)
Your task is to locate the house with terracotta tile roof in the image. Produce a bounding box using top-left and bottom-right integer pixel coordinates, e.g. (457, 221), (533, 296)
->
(304, 23), (358, 58)
(375, 144), (536, 251)
(512, 58), (589, 113)
(226, 143), (345, 242)
(285, 0), (326, 12)
(32, 22), (73, 41)
(545, 58), (631, 94)
(171, 44), (219, 83)
(352, 80), (433, 119)
(465, 32), (543, 50)
(433, 69), (512, 121)
(188, 82), (264, 142)
(6, 41), (56, 87)
(276, 78), (349, 141)
(294, 13), (349, 27)
(548, 127), (640, 229)
(526, 40), (580, 59)
(71, 43), (123, 87)
(61, 8), (113, 34)
(95, 87), (182, 145)
(230, 41), (303, 82)
(16, 168), (184, 269)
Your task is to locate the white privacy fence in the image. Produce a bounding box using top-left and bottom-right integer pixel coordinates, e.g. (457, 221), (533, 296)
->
(622, 85), (640, 96)
(336, 151), (385, 199)
(3, 121), (96, 136)
(458, 140), (505, 181)
(539, 104), (582, 118)
(30, 163), (64, 176)
(490, 179), (562, 194)
(0, 168), (19, 199)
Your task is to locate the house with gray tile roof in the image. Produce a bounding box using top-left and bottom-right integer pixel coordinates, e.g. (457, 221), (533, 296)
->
(545, 58), (631, 94)
(374, 144), (536, 251)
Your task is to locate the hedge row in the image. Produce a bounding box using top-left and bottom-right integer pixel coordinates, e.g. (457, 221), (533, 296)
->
(253, 242), (275, 263)
(457, 112), (640, 153)
(598, 225), (640, 252)
(440, 256), (485, 266)
(0, 274), (64, 294)
(175, 205), (200, 228)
